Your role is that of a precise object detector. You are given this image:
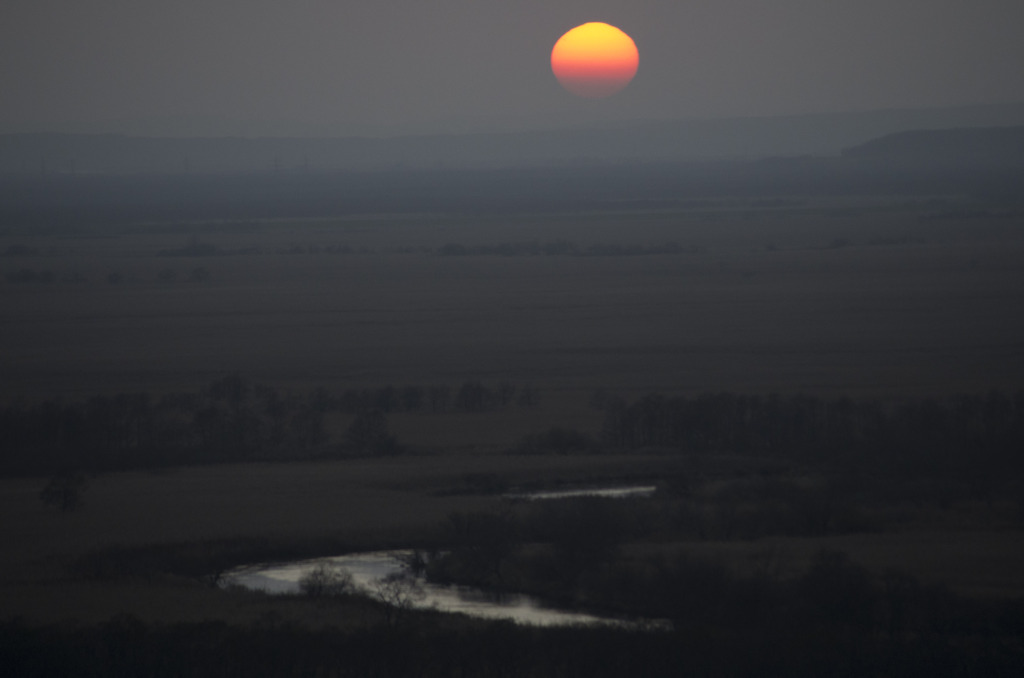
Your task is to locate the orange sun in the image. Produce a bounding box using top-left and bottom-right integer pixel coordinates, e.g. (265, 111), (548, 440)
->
(551, 22), (639, 99)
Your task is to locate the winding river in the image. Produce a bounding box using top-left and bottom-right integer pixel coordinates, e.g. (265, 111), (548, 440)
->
(223, 485), (665, 627)
(223, 550), (620, 626)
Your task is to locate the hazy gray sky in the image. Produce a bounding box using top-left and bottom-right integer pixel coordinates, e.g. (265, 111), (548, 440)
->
(2, 0), (1023, 136)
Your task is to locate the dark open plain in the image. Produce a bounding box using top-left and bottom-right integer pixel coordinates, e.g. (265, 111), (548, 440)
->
(3, 164), (1024, 675)
(3, 198), (1024, 400)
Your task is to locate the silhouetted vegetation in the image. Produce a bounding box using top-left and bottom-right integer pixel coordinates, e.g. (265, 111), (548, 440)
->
(3, 561), (1024, 678)
(4, 383), (1024, 486)
(344, 409), (400, 455)
(601, 391), (1024, 487)
(298, 562), (355, 598)
(0, 376), (545, 475)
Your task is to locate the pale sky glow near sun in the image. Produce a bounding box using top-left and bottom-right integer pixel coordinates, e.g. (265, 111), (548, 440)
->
(1, 0), (1023, 136)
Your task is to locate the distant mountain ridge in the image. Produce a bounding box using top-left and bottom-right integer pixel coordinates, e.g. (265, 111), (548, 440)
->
(842, 126), (1024, 168)
(3, 103), (1024, 173)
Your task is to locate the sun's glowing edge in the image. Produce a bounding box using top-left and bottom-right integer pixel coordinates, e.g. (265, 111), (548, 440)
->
(550, 22), (639, 99)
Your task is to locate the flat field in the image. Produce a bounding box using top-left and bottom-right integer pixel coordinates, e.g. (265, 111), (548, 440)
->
(3, 198), (1023, 403)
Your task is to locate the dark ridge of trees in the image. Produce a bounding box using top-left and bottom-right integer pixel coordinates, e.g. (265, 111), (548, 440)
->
(3, 564), (1024, 678)
(0, 376), (321, 475)
(333, 380), (524, 414)
(344, 409), (400, 456)
(600, 390), (1024, 482)
(429, 519), (1024, 652)
(0, 377), (535, 476)
(421, 499), (1024, 675)
(4, 381), (1023, 481)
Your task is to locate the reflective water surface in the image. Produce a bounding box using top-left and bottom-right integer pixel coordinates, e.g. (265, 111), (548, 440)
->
(504, 485), (657, 501)
(223, 550), (624, 626)
(223, 487), (666, 627)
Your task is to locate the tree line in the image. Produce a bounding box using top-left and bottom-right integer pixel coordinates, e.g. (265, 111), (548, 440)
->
(0, 375), (538, 476)
(600, 390), (1024, 481)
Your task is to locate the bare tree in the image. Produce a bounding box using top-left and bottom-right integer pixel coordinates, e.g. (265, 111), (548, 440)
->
(372, 572), (426, 626)
(299, 562), (355, 598)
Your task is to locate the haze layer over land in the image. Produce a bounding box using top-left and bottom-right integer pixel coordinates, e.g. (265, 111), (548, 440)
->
(4, 104), (1024, 173)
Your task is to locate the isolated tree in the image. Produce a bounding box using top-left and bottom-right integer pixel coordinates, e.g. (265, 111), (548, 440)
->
(372, 572), (426, 626)
(299, 562), (355, 598)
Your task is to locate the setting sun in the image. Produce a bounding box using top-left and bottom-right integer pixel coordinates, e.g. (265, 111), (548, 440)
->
(551, 22), (639, 99)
